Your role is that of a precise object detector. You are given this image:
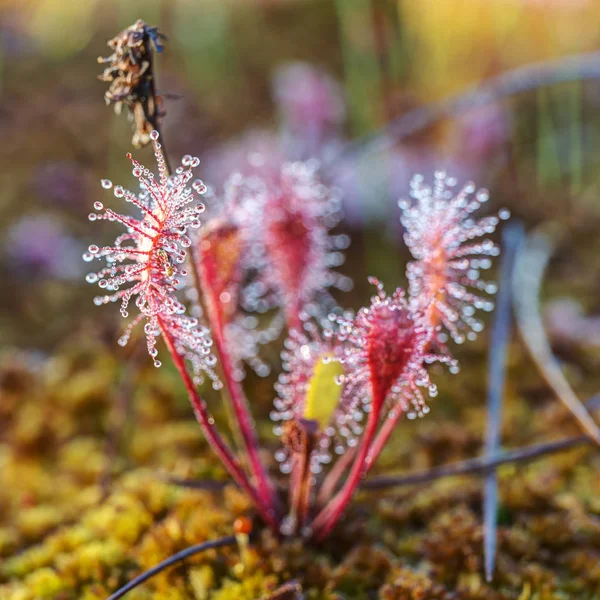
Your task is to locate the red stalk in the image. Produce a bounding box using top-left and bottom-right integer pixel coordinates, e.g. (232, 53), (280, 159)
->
(190, 240), (279, 515)
(212, 323), (280, 513)
(315, 410), (403, 510)
(157, 315), (278, 531)
(311, 407), (381, 540)
(362, 409), (403, 474)
(316, 444), (356, 507)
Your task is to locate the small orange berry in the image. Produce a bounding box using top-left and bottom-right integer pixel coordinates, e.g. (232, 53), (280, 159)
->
(234, 516), (253, 535)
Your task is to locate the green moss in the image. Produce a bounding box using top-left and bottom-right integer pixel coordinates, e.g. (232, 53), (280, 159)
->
(210, 573), (279, 600)
(1, 316), (600, 599)
(24, 568), (66, 599)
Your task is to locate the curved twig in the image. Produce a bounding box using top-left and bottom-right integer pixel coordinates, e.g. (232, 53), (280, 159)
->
(166, 402), (598, 493)
(361, 434), (590, 490)
(106, 535), (236, 600)
(328, 51), (600, 169)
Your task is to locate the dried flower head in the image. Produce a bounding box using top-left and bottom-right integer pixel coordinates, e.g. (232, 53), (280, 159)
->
(400, 172), (510, 344)
(98, 20), (166, 147)
(83, 131), (218, 385)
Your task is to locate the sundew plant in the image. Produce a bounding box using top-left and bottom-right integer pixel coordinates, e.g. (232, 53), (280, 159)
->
(86, 21), (509, 546)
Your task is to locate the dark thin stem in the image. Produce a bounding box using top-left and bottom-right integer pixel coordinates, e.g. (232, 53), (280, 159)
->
(513, 228), (600, 443)
(163, 475), (229, 491)
(328, 52), (600, 170)
(165, 435), (594, 494)
(145, 37), (173, 176)
(168, 392), (599, 494)
(106, 535), (236, 600)
(483, 222), (524, 583)
(361, 434), (590, 490)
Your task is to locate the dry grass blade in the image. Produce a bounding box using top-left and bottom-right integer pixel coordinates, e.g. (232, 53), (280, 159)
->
(483, 222), (524, 583)
(166, 393), (597, 493)
(512, 227), (600, 444)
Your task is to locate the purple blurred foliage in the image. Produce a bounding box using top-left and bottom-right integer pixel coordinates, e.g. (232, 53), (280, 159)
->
(199, 61), (495, 235)
(332, 144), (480, 232)
(4, 215), (83, 281)
(32, 161), (90, 208)
(545, 298), (600, 346)
(200, 63), (347, 201)
(272, 62), (346, 159)
(201, 129), (285, 192)
(457, 105), (510, 159)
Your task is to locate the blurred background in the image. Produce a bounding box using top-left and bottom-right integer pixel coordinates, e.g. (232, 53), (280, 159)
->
(1, 0), (600, 352)
(2, 2), (600, 597)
